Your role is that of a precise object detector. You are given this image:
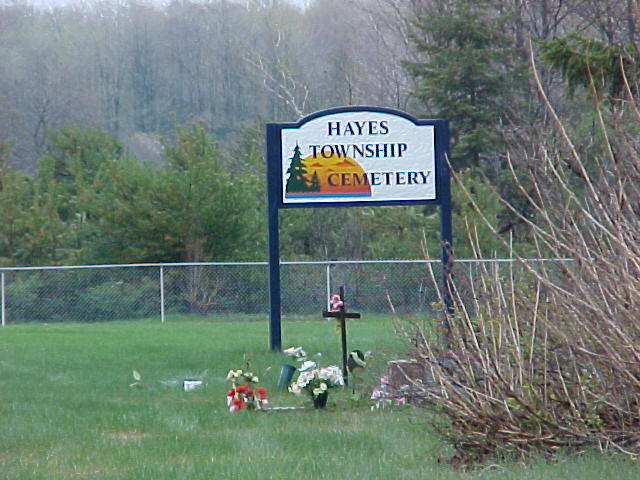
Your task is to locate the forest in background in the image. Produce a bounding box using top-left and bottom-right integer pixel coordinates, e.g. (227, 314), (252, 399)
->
(0, 0), (638, 266)
(1, 0), (416, 170)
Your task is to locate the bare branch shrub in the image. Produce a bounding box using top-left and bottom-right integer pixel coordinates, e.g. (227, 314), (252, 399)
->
(408, 48), (640, 465)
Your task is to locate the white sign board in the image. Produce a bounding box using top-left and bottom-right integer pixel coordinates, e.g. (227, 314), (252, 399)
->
(281, 111), (435, 204)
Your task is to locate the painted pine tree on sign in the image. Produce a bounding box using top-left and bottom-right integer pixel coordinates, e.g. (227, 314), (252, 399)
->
(285, 144), (318, 193)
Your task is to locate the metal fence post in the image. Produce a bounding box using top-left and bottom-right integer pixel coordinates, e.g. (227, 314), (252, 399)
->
(160, 266), (165, 323)
(0, 259), (571, 327)
(325, 263), (331, 311)
(1, 272), (5, 327)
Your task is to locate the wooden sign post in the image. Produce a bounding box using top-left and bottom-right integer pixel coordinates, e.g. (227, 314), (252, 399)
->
(322, 285), (361, 385)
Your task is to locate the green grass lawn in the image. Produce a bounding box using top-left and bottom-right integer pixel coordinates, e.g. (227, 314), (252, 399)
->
(1, 316), (638, 479)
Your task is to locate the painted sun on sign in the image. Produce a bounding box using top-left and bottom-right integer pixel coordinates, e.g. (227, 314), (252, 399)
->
(285, 144), (371, 199)
(280, 110), (436, 204)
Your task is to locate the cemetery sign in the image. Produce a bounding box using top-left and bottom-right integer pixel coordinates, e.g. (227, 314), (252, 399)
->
(266, 107), (451, 351)
(280, 110), (437, 204)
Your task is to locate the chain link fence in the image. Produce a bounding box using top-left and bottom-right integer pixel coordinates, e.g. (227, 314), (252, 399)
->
(0, 260), (565, 325)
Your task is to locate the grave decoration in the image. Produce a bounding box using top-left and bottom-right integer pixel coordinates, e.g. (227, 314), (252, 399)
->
(277, 346), (308, 390)
(322, 286), (360, 385)
(283, 346), (321, 371)
(370, 359), (436, 408)
(346, 349), (370, 394)
(226, 367), (268, 412)
(289, 362), (344, 409)
(129, 370), (143, 389)
(283, 346), (307, 359)
(370, 375), (407, 410)
(183, 379), (203, 392)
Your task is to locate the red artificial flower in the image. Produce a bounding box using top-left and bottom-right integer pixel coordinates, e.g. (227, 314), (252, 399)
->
(246, 388), (254, 396)
(227, 388), (236, 397)
(257, 387), (266, 395)
(232, 397), (245, 408)
(235, 383), (248, 393)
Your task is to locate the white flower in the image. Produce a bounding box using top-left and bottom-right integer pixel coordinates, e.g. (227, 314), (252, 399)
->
(315, 366), (344, 387)
(297, 371), (311, 383)
(252, 376), (259, 383)
(300, 360), (316, 372)
(284, 346), (306, 358)
(289, 384), (301, 395)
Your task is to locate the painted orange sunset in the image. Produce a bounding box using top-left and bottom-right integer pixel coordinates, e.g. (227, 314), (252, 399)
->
(285, 145), (372, 198)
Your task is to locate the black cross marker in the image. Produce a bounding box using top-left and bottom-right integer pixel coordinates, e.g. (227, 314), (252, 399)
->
(322, 285), (361, 385)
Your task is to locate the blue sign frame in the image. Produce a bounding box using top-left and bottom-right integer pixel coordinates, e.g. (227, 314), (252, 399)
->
(266, 106), (451, 350)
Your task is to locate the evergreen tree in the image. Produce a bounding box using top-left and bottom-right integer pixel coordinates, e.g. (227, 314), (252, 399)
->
(405, 0), (525, 172)
(0, 143), (32, 264)
(309, 170), (320, 192)
(539, 33), (639, 103)
(90, 123), (258, 263)
(285, 144), (311, 193)
(0, 152), (67, 265)
(37, 126), (125, 222)
(34, 126), (127, 263)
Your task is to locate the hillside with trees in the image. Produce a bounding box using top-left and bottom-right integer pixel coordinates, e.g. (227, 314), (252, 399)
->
(0, 0), (637, 266)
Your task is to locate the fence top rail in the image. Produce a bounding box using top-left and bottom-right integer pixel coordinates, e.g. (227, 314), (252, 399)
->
(0, 258), (573, 272)
(0, 262), (268, 272)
